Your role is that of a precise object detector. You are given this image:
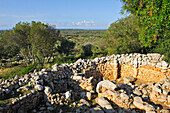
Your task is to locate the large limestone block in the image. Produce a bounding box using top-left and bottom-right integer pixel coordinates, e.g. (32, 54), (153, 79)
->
(95, 97), (115, 113)
(96, 80), (117, 93)
(133, 96), (145, 110)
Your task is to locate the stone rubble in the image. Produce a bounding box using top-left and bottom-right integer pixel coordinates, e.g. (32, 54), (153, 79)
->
(0, 53), (169, 113)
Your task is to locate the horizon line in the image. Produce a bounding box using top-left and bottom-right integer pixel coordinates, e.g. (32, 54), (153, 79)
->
(0, 28), (107, 31)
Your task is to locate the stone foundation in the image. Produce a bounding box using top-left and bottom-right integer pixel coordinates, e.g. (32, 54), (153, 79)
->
(0, 53), (169, 113)
(2, 91), (43, 113)
(97, 53), (169, 83)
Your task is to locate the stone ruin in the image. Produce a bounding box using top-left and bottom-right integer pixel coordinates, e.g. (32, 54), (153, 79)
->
(0, 53), (169, 113)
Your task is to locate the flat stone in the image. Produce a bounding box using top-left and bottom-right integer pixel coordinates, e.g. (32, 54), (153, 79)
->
(80, 99), (91, 107)
(144, 104), (155, 111)
(118, 108), (126, 113)
(86, 85), (93, 91)
(133, 88), (142, 96)
(162, 90), (168, 96)
(86, 92), (92, 100)
(142, 88), (148, 95)
(72, 75), (83, 81)
(32, 109), (37, 113)
(96, 80), (117, 93)
(160, 109), (170, 113)
(133, 96), (145, 110)
(123, 76), (136, 83)
(106, 90), (119, 99)
(146, 111), (156, 113)
(89, 106), (104, 113)
(168, 95), (170, 104)
(163, 81), (170, 89)
(0, 107), (3, 111)
(161, 61), (169, 67)
(47, 107), (54, 111)
(120, 93), (129, 101)
(35, 84), (43, 91)
(95, 97), (115, 113)
(80, 92), (86, 99)
(131, 110), (137, 113)
(65, 90), (72, 100)
(153, 85), (162, 93)
(44, 86), (52, 95)
(39, 107), (46, 111)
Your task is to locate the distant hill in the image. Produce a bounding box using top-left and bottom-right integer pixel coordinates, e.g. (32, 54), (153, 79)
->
(58, 29), (106, 37)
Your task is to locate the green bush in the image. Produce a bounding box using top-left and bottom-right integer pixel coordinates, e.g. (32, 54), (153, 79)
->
(150, 31), (170, 63)
(49, 56), (79, 68)
(120, 0), (169, 47)
(104, 14), (143, 55)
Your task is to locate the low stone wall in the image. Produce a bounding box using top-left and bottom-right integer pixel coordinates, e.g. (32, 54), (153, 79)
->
(0, 53), (169, 113)
(97, 53), (170, 82)
(1, 91), (43, 113)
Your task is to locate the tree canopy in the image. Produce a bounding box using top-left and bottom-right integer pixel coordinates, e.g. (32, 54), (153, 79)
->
(104, 14), (142, 54)
(120, 0), (169, 47)
(1, 21), (60, 68)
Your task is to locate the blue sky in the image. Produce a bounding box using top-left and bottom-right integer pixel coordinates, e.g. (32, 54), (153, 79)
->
(0, 0), (127, 29)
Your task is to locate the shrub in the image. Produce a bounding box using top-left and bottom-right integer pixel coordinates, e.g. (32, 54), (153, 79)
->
(104, 14), (143, 55)
(150, 31), (170, 63)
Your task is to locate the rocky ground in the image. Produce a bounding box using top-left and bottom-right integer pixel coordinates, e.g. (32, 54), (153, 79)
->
(0, 53), (169, 113)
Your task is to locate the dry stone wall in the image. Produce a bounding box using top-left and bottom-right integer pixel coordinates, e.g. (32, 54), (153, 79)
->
(97, 53), (170, 82)
(2, 91), (43, 113)
(0, 53), (169, 113)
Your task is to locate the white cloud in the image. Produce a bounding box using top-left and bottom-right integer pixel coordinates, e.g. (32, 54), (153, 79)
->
(72, 20), (95, 26)
(0, 20), (108, 29)
(52, 21), (108, 29)
(0, 14), (36, 18)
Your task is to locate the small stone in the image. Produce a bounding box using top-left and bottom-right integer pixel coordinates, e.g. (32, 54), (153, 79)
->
(107, 90), (119, 99)
(39, 107), (46, 111)
(133, 88), (142, 96)
(161, 61), (169, 67)
(144, 104), (155, 111)
(131, 110), (136, 113)
(80, 92), (86, 99)
(46, 102), (51, 106)
(80, 99), (91, 107)
(89, 106), (104, 113)
(86, 85), (93, 91)
(146, 111), (156, 113)
(133, 96), (145, 110)
(163, 90), (168, 96)
(65, 90), (72, 100)
(86, 92), (92, 100)
(72, 75), (83, 81)
(123, 76), (136, 83)
(153, 85), (162, 93)
(0, 107), (3, 111)
(168, 95), (170, 104)
(120, 93), (129, 101)
(118, 108), (125, 113)
(44, 86), (52, 95)
(32, 109), (37, 113)
(47, 107), (54, 111)
(142, 88), (148, 95)
(41, 69), (46, 72)
(96, 80), (117, 93)
(163, 81), (170, 89)
(160, 109), (170, 113)
(35, 84), (43, 91)
(95, 97), (115, 113)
